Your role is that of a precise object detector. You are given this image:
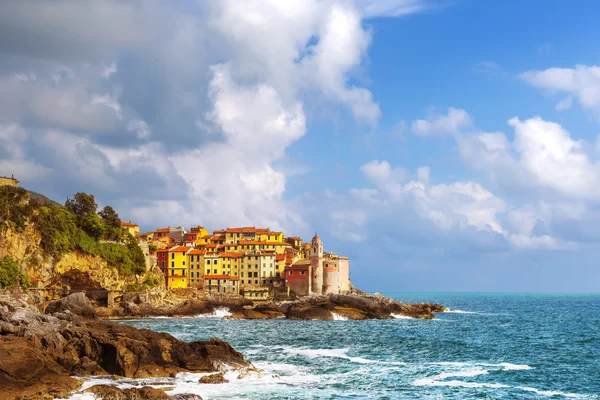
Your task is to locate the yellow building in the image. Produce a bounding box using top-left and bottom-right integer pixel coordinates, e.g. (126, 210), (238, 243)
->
(120, 221), (140, 237)
(188, 249), (206, 288)
(0, 175), (19, 187)
(204, 253), (223, 276)
(240, 252), (260, 287)
(168, 246), (192, 289)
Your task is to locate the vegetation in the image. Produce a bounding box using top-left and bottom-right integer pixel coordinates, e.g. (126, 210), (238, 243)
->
(0, 256), (30, 289)
(0, 186), (146, 277)
(144, 275), (162, 289)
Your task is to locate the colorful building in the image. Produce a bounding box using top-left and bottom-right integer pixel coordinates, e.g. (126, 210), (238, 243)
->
(188, 249), (206, 288)
(120, 220), (140, 237)
(204, 275), (239, 294)
(0, 175), (19, 187)
(168, 246), (192, 289)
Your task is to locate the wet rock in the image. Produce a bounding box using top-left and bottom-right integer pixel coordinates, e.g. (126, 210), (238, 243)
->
(199, 372), (229, 384)
(45, 292), (96, 319)
(0, 295), (248, 399)
(85, 384), (171, 400)
(170, 394), (204, 400)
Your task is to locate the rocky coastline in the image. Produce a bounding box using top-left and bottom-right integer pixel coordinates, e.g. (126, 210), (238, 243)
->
(98, 290), (446, 321)
(0, 290), (445, 399)
(0, 292), (250, 400)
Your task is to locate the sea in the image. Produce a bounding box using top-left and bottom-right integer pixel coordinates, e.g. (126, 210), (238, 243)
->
(66, 293), (600, 399)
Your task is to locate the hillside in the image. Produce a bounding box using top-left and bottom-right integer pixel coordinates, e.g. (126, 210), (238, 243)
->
(0, 185), (162, 296)
(26, 189), (61, 207)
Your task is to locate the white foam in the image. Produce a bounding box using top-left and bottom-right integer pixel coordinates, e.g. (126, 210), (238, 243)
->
(331, 313), (349, 320)
(391, 313), (415, 319)
(516, 386), (580, 398)
(275, 346), (406, 366)
(180, 307), (233, 319)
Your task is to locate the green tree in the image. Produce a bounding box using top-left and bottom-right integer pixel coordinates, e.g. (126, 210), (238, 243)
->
(0, 186), (33, 231)
(65, 192), (97, 230)
(83, 213), (105, 240)
(98, 205), (121, 241)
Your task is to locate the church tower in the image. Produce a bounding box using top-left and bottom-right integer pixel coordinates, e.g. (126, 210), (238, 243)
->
(310, 233), (324, 295)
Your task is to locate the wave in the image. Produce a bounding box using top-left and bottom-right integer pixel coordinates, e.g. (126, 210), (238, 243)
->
(391, 313), (415, 319)
(274, 346), (406, 366)
(331, 313), (349, 320)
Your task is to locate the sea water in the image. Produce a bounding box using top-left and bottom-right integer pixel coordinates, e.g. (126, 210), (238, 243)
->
(68, 293), (600, 399)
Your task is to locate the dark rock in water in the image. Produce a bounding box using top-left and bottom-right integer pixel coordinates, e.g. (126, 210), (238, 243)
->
(85, 384), (171, 399)
(199, 372), (229, 384)
(45, 292), (97, 319)
(0, 294), (247, 400)
(170, 395), (204, 400)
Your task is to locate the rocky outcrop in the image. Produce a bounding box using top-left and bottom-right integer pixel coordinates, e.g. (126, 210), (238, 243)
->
(85, 385), (172, 400)
(107, 292), (445, 321)
(0, 293), (248, 400)
(44, 292), (97, 319)
(199, 372), (229, 384)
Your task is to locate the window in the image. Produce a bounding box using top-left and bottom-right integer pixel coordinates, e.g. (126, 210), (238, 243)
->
(289, 271), (293, 275)
(172, 253), (175, 259)
(206, 269), (210, 274)
(263, 263), (266, 268)
(255, 280), (258, 284)
(171, 269), (174, 275)
(182, 261), (185, 266)
(214, 269), (217, 274)
(254, 272), (258, 278)
(171, 261), (174, 268)
(241, 272), (244, 277)
(301, 271), (305, 275)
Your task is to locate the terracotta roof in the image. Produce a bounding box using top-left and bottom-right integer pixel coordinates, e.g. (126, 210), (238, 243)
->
(238, 240), (285, 245)
(226, 228), (243, 233)
(219, 252), (243, 258)
(120, 221), (138, 227)
(213, 235), (226, 241)
(188, 249), (206, 255)
(201, 235), (213, 239)
(169, 246), (192, 253)
(204, 274), (233, 279)
(292, 259), (311, 266)
(276, 254), (286, 261)
(155, 228), (170, 233)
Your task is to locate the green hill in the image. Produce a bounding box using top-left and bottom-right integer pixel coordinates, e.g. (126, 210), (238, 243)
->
(26, 189), (61, 207)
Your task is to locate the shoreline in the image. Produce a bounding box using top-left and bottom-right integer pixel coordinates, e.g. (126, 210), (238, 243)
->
(96, 292), (447, 321)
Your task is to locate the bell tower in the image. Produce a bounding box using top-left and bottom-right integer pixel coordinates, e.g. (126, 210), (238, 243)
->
(310, 233), (324, 295)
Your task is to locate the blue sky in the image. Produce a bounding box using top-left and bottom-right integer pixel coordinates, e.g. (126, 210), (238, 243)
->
(1, 1), (600, 291)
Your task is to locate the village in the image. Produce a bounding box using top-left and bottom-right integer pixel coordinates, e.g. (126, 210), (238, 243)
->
(123, 222), (351, 302)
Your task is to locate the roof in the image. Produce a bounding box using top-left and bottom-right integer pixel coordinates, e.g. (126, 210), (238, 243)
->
(204, 274), (238, 280)
(201, 235), (213, 239)
(169, 246), (192, 253)
(120, 221), (138, 227)
(238, 240), (285, 245)
(219, 252), (243, 258)
(275, 254), (286, 261)
(188, 249), (206, 255)
(155, 228), (170, 233)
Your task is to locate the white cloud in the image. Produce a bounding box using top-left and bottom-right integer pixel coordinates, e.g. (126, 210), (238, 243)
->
(520, 65), (600, 117)
(460, 116), (600, 200)
(555, 96), (573, 111)
(411, 107), (473, 136)
(356, 0), (432, 17)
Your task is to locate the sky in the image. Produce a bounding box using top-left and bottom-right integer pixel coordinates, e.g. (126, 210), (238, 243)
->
(1, 0), (600, 292)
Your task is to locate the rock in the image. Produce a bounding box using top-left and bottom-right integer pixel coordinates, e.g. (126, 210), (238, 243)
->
(331, 306), (368, 320)
(85, 385), (171, 400)
(199, 372), (229, 384)
(0, 297), (248, 399)
(170, 395), (204, 400)
(45, 292), (96, 319)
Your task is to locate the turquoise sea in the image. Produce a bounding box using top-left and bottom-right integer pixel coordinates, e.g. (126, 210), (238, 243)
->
(71, 293), (600, 399)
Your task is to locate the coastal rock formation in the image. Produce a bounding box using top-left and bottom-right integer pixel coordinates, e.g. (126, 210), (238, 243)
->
(85, 385), (172, 400)
(199, 372), (229, 384)
(107, 291), (446, 321)
(44, 292), (97, 319)
(0, 293), (248, 400)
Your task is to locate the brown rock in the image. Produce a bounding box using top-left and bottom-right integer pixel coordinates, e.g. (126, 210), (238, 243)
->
(85, 384), (171, 400)
(45, 292), (96, 319)
(331, 306), (368, 320)
(199, 372), (229, 384)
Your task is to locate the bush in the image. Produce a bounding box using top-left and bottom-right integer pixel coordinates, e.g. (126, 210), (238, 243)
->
(0, 256), (29, 289)
(0, 186), (33, 231)
(144, 275), (162, 289)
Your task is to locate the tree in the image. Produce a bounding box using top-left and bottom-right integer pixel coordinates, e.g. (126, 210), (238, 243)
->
(98, 205), (120, 228)
(98, 205), (121, 241)
(65, 192), (97, 230)
(83, 213), (105, 240)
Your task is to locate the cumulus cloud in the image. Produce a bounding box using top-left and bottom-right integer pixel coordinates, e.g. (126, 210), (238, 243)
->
(0, 0), (404, 231)
(520, 65), (600, 117)
(411, 107), (473, 136)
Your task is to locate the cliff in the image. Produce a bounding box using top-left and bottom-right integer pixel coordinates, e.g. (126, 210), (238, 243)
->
(0, 225), (143, 292)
